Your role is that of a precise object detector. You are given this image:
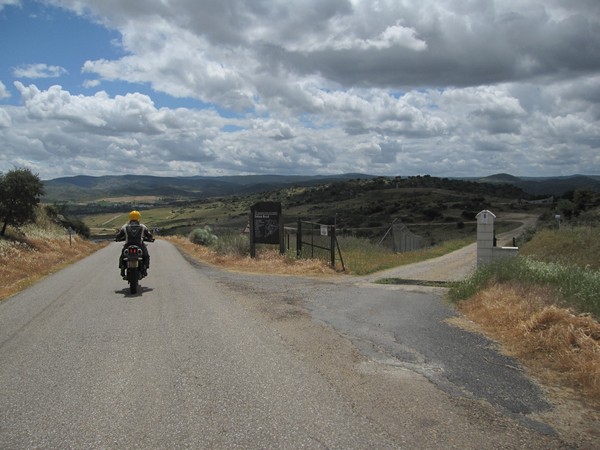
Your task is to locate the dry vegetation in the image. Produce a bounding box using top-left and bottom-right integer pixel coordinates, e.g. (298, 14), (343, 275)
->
(165, 236), (335, 276)
(0, 223), (106, 301)
(451, 225), (600, 409)
(457, 283), (600, 405)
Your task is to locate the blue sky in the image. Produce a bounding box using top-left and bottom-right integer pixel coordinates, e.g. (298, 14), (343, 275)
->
(1, 0), (599, 180)
(1, 2), (119, 99)
(0, 1), (209, 110)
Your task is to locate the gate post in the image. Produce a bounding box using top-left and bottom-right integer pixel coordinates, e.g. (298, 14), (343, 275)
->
(476, 210), (495, 268)
(296, 220), (302, 257)
(330, 225), (336, 267)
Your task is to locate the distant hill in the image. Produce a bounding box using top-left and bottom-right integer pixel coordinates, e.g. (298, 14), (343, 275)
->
(478, 173), (522, 183)
(516, 175), (600, 196)
(42, 172), (600, 202)
(42, 173), (375, 202)
(477, 174), (600, 196)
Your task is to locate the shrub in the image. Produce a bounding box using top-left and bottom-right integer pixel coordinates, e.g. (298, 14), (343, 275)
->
(61, 217), (91, 238)
(189, 226), (218, 246)
(212, 233), (250, 256)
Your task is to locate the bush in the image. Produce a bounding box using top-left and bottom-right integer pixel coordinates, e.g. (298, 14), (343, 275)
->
(189, 226), (218, 246)
(62, 218), (91, 238)
(212, 233), (250, 256)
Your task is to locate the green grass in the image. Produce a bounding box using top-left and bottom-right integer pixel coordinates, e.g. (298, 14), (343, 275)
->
(520, 226), (600, 270)
(450, 226), (600, 318)
(338, 236), (473, 275)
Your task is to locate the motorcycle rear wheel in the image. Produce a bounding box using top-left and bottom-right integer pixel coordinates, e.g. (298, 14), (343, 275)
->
(128, 268), (139, 294)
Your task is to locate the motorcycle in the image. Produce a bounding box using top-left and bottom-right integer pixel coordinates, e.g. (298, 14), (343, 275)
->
(118, 237), (154, 294)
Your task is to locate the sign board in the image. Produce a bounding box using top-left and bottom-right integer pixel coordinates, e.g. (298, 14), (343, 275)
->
(251, 202), (282, 245)
(320, 225), (328, 236)
(249, 202), (284, 257)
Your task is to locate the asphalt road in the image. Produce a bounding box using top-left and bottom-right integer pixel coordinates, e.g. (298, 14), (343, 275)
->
(0, 240), (570, 448)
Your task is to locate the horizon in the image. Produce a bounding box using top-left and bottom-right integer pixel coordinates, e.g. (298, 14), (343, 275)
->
(41, 172), (600, 183)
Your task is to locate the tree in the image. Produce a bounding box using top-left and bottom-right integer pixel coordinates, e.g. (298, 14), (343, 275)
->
(0, 168), (45, 236)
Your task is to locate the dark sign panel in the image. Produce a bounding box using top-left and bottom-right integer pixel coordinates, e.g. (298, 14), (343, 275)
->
(251, 202), (281, 245)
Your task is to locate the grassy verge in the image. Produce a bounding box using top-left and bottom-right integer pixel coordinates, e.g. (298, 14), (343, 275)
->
(176, 228), (474, 276)
(455, 282), (600, 403)
(520, 226), (600, 270)
(0, 223), (106, 301)
(165, 236), (334, 276)
(449, 256), (600, 318)
(449, 226), (600, 404)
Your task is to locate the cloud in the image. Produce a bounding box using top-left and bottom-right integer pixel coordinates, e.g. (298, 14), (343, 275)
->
(65, 0), (599, 103)
(0, 0), (599, 178)
(0, 81), (10, 99)
(0, 108), (10, 128)
(2, 72), (599, 179)
(0, 0), (19, 11)
(13, 63), (68, 79)
(83, 79), (101, 88)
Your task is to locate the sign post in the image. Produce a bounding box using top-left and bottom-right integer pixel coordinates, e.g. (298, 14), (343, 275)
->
(67, 226), (74, 248)
(250, 202), (284, 258)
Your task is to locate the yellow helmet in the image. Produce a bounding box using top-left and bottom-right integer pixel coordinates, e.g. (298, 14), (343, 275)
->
(129, 210), (141, 222)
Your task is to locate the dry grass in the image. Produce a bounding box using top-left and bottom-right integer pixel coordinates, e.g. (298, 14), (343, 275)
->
(457, 282), (600, 405)
(165, 236), (336, 276)
(0, 227), (107, 301)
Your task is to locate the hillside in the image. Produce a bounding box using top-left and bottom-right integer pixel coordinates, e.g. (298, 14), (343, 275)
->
(43, 173), (600, 203)
(479, 174), (600, 196)
(79, 175), (544, 248)
(42, 173), (375, 202)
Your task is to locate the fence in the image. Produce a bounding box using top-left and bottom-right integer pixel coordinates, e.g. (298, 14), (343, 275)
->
(379, 220), (423, 253)
(284, 220), (345, 271)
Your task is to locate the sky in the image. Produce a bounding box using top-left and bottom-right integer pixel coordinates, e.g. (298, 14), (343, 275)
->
(0, 0), (599, 180)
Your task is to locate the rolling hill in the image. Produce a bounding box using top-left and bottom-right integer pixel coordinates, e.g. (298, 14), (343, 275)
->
(42, 174), (375, 202)
(42, 173), (600, 203)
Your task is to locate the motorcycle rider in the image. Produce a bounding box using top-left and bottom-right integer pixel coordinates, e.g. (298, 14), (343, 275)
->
(115, 210), (154, 278)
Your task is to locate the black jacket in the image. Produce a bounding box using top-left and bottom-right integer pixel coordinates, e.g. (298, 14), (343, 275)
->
(115, 220), (153, 245)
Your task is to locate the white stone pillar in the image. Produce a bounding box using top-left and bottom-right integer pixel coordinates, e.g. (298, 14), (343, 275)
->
(476, 210), (496, 268)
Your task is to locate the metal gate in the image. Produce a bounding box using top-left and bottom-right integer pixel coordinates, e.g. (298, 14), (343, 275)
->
(285, 220), (345, 271)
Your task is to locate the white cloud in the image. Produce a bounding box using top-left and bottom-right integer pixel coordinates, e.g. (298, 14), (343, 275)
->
(0, 81), (10, 99)
(0, 108), (11, 128)
(13, 63), (68, 79)
(0, 0), (19, 11)
(83, 79), (101, 88)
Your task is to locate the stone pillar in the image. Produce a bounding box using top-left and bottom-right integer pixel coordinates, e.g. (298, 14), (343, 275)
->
(476, 210), (496, 268)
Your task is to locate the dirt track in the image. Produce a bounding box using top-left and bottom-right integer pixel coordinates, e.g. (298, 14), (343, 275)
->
(362, 212), (538, 284)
